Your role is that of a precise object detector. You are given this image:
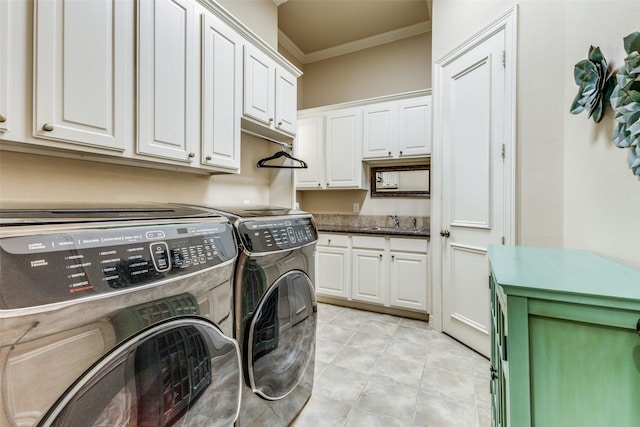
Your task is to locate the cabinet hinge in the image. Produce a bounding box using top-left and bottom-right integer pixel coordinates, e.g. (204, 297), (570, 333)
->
(502, 236), (505, 245)
(501, 50), (506, 67)
(501, 143), (505, 159)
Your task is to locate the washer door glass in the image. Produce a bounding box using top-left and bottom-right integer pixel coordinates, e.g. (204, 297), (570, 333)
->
(247, 271), (317, 400)
(38, 318), (241, 427)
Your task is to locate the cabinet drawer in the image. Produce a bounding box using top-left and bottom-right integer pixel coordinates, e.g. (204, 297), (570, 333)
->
(317, 233), (349, 247)
(390, 237), (428, 253)
(352, 235), (385, 250)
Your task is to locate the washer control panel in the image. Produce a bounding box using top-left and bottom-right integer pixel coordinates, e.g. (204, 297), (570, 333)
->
(0, 220), (237, 309)
(237, 216), (318, 253)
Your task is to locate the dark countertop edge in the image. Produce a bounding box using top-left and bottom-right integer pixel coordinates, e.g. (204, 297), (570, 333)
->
(316, 224), (430, 238)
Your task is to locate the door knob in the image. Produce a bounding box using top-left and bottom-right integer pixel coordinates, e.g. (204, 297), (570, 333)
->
(42, 123), (54, 131)
(440, 230), (451, 238)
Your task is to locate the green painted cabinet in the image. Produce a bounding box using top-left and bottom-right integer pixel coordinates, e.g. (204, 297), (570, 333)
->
(488, 246), (640, 427)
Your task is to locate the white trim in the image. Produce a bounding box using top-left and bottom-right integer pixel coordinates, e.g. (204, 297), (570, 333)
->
(430, 5), (517, 333)
(279, 21), (432, 65)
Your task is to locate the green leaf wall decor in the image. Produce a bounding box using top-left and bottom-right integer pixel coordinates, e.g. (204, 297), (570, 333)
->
(611, 32), (640, 176)
(570, 46), (616, 123)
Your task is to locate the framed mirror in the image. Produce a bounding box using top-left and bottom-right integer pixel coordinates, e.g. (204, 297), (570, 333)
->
(370, 164), (430, 198)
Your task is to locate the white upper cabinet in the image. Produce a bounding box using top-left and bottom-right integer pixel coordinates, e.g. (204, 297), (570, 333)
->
(137, 0), (198, 163)
(33, 0), (127, 151)
(397, 96), (432, 157)
(243, 44), (298, 137)
(296, 108), (367, 190)
(326, 108), (366, 189)
(201, 13), (243, 172)
(362, 94), (432, 160)
(243, 45), (274, 127)
(295, 116), (325, 189)
(274, 67), (298, 135)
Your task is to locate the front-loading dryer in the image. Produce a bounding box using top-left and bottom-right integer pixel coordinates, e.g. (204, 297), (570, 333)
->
(0, 202), (242, 426)
(188, 205), (319, 427)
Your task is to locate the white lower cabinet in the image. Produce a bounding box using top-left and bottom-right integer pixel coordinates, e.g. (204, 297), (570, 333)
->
(388, 237), (428, 311)
(316, 232), (428, 313)
(315, 234), (350, 299)
(352, 236), (385, 304)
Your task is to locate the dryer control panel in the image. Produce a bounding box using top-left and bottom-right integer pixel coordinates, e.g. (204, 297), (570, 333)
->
(0, 221), (237, 309)
(236, 216), (318, 253)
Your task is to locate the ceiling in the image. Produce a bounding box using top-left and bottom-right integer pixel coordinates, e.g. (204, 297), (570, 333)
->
(277, 0), (432, 64)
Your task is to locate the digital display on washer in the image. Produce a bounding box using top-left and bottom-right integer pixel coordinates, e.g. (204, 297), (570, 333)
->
(236, 217), (318, 253)
(0, 222), (237, 309)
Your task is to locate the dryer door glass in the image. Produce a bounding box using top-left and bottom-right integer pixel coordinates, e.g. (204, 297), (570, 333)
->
(38, 318), (241, 427)
(247, 270), (317, 400)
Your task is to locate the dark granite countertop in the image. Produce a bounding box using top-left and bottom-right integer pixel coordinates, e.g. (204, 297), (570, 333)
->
(316, 223), (430, 238)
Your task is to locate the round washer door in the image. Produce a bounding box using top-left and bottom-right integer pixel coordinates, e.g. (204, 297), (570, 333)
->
(247, 270), (317, 400)
(38, 317), (242, 427)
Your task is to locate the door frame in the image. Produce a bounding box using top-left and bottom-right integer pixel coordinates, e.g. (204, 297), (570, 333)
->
(430, 6), (517, 333)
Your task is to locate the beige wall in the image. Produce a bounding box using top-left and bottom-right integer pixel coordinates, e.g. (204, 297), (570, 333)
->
(432, 0), (640, 269)
(291, 31), (432, 217)
(300, 33), (432, 109)
(0, 135), (287, 207)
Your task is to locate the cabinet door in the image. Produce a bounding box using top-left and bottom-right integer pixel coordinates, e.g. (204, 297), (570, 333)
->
(274, 67), (297, 136)
(295, 116), (325, 189)
(201, 13), (242, 171)
(138, 0), (197, 163)
(352, 248), (385, 305)
(315, 246), (349, 299)
(326, 108), (364, 189)
(0, 0), (8, 133)
(34, 0), (126, 151)
(389, 251), (427, 311)
(243, 45), (274, 126)
(397, 96), (431, 157)
(362, 101), (395, 159)
(528, 306), (640, 426)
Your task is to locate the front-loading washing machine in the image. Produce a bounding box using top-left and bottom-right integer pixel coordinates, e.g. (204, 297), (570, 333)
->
(0, 202), (242, 426)
(188, 205), (319, 427)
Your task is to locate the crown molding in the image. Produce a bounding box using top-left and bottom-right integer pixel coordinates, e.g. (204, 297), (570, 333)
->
(273, 0), (288, 5)
(279, 21), (431, 65)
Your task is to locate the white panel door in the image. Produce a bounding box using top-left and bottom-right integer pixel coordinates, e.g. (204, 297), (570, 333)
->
(138, 0), (197, 162)
(315, 247), (349, 298)
(274, 67), (297, 135)
(389, 251), (427, 311)
(243, 45), (274, 126)
(201, 13), (242, 171)
(34, 0), (126, 150)
(295, 116), (325, 189)
(440, 28), (507, 357)
(352, 249), (385, 304)
(326, 109), (363, 188)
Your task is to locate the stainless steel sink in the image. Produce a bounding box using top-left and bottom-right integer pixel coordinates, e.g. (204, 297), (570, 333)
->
(361, 226), (424, 233)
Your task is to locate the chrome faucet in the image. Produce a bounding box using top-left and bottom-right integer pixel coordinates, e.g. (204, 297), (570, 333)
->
(389, 215), (400, 229)
(411, 217), (418, 231)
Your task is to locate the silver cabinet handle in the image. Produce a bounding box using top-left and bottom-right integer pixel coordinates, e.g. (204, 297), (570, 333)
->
(205, 155), (212, 161)
(188, 152), (195, 158)
(0, 114), (6, 123)
(269, 118), (274, 123)
(42, 123), (54, 131)
(399, 150), (403, 156)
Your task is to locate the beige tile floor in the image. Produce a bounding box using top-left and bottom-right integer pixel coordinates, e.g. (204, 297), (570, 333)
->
(292, 303), (492, 427)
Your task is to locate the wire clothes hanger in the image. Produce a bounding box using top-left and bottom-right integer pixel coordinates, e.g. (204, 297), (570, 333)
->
(241, 129), (308, 169)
